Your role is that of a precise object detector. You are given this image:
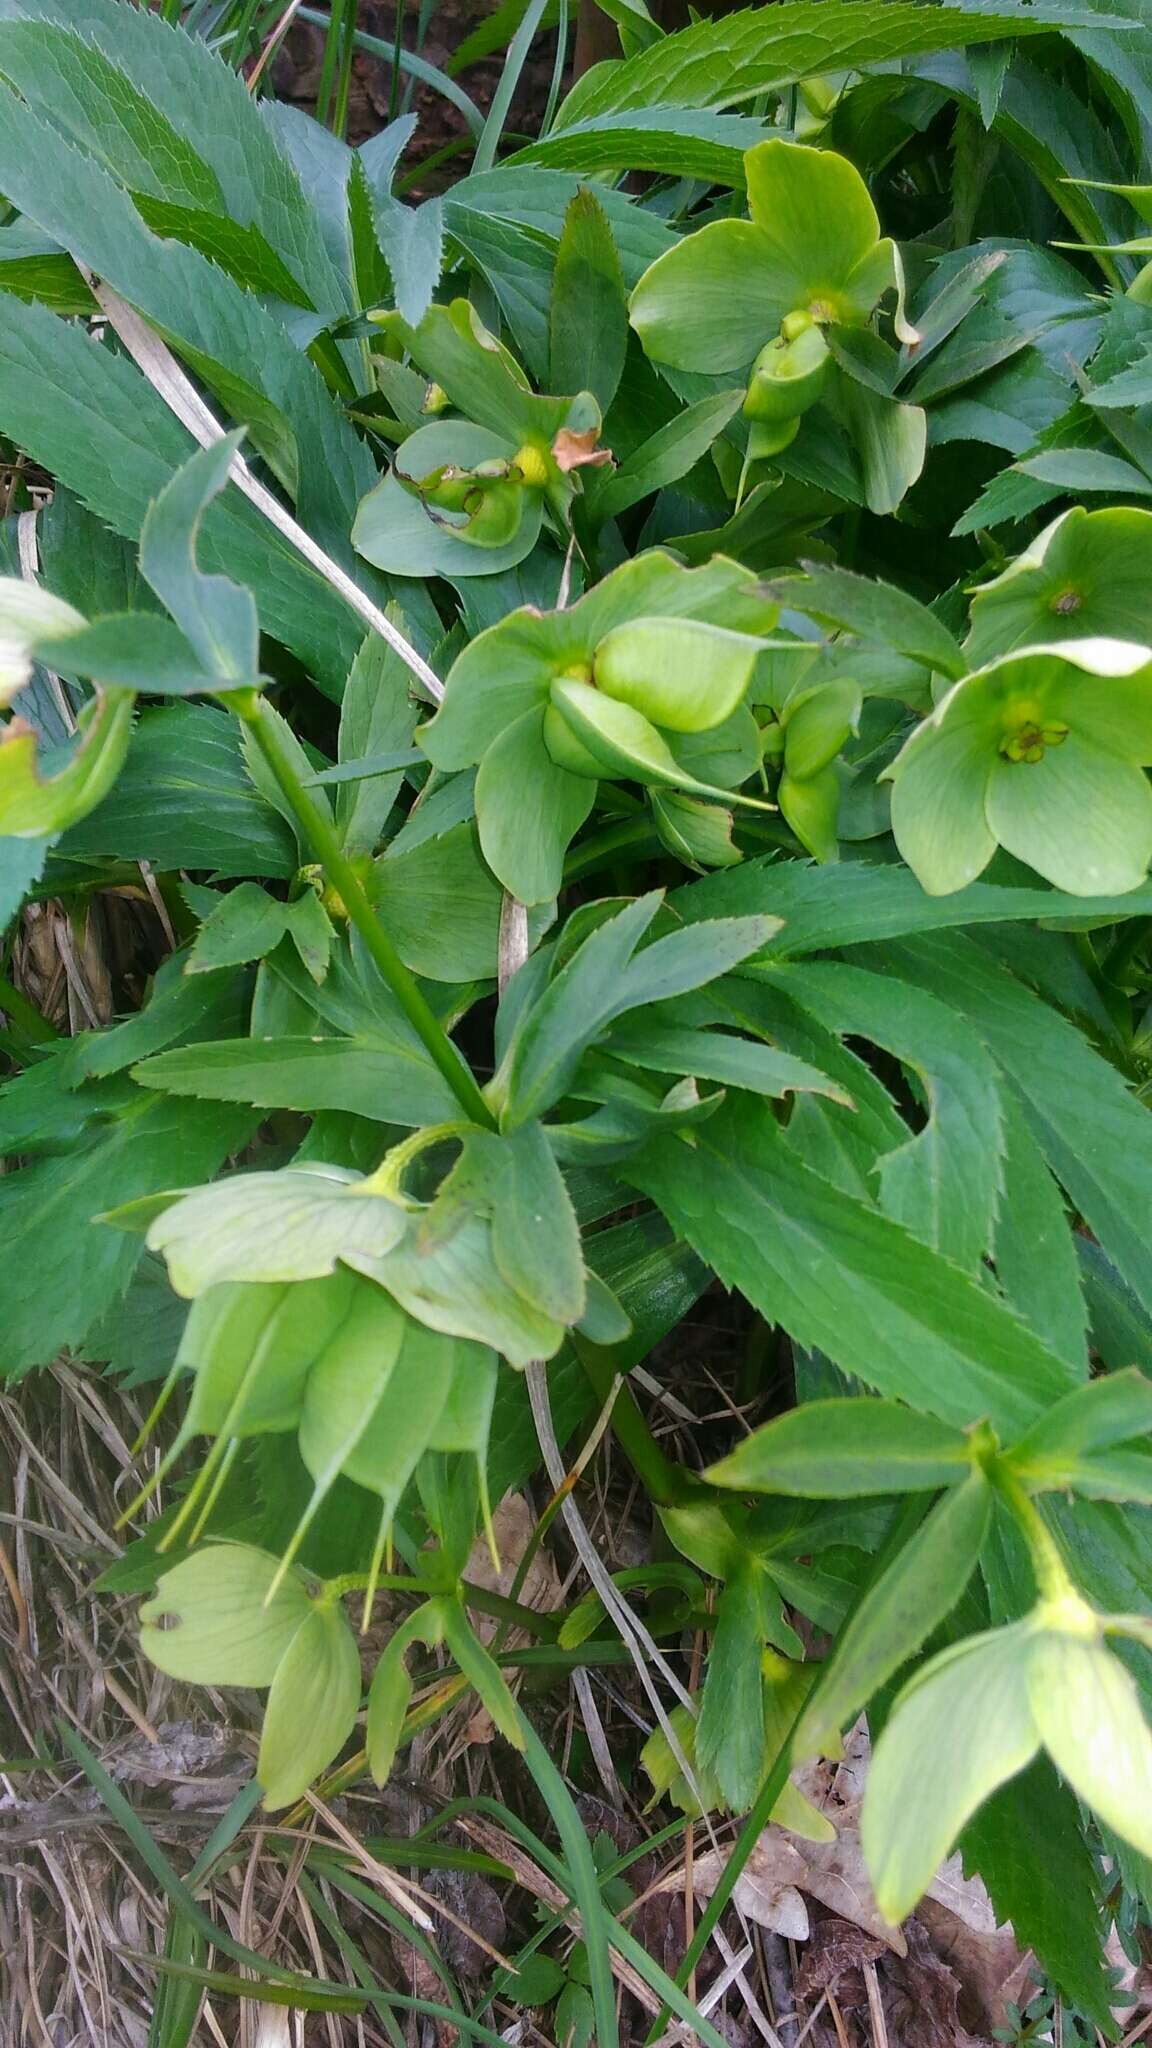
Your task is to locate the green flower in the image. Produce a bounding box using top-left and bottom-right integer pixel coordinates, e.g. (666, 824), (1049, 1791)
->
(965, 505), (1152, 664)
(418, 551), (780, 903)
(630, 141), (909, 378)
(862, 1589), (1152, 1924)
(884, 638), (1152, 896)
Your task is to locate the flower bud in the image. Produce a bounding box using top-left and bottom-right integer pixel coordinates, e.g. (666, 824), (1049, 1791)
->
(592, 617), (762, 734)
(743, 323), (830, 425)
(542, 702), (607, 779)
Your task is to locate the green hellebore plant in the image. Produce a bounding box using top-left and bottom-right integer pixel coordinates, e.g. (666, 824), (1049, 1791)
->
(418, 551), (781, 903)
(629, 140), (915, 379)
(352, 418), (549, 579)
(884, 638), (1152, 896)
(862, 1588), (1152, 1924)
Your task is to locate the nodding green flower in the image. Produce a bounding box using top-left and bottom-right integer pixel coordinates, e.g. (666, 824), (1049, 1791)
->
(965, 505), (1152, 665)
(630, 141), (913, 380)
(862, 1588), (1152, 1924)
(417, 552), (780, 903)
(884, 638), (1152, 896)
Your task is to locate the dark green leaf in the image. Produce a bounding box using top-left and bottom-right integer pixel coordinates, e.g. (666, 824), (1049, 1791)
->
(549, 186), (629, 414)
(627, 1098), (1080, 1435)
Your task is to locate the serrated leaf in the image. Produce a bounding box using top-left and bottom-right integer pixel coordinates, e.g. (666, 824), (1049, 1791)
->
(0, 1093), (253, 1378)
(491, 1120), (586, 1326)
(555, 0), (1088, 124)
(501, 895), (776, 1126)
(549, 185), (629, 414)
(780, 960), (1005, 1271)
(0, 299), (366, 694)
(603, 1019), (850, 1105)
(627, 1098), (1079, 1436)
(185, 884), (290, 977)
(706, 1397), (971, 1496)
(336, 625), (418, 859)
(138, 435), (259, 683)
(961, 1759), (1113, 2028)
(132, 1036), (461, 1128)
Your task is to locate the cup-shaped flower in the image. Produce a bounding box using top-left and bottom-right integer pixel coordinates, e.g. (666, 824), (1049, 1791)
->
(743, 318), (832, 425)
(630, 141), (906, 378)
(417, 552), (780, 902)
(353, 420), (547, 578)
(965, 506), (1152, 665)
(862, 1590), (1152, 1924)
(884, 638), (1152, 895)
(0, 577), (85, 707)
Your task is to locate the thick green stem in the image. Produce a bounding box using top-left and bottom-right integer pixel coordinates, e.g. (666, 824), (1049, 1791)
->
(236, 694), (493, 1129)
(573, 1334), (687, 1506)
(993, 1464), (1076, 1605)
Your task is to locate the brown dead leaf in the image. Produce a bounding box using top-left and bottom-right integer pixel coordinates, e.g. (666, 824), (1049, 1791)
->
(916, 1896), (1032, 2035)
(794, 1917), (887, 2003)
(551, 427), (614, 472)
(881, 1916), (991, 2048)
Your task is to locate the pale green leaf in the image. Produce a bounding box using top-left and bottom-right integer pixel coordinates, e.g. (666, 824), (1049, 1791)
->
(258, 1601), (362, 1810)
(862, 1623), (1039, 1923)
(139, 1543), (313, 1686)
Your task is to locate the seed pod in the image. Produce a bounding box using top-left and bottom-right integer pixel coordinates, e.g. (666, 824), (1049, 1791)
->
(592, 617), (763, 733)
(547, 675), (686, 785)
(781, 678), (861, 781)
(747, 417), (801, 459)
(542, 702), (607, 779)
(743, 323), (831, 424)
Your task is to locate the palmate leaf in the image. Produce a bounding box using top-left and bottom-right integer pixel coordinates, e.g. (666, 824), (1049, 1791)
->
(627, 1097), (1080, 1436)
(0, 1094), (255, 1378)
(669, 852), (1152, 957)
(880, 932), (1152, 1320)
(776, 960), (1006, 1271)
(57, 701), (296, 878)
(0, 82), (375, 545)
(0, 0), (349, 316)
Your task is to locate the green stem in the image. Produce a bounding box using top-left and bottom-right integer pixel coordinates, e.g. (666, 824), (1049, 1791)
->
(993, 1464), (1076, 1605)
(235, 694), (493, 1129)
(573, 1334), (686, 1506)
